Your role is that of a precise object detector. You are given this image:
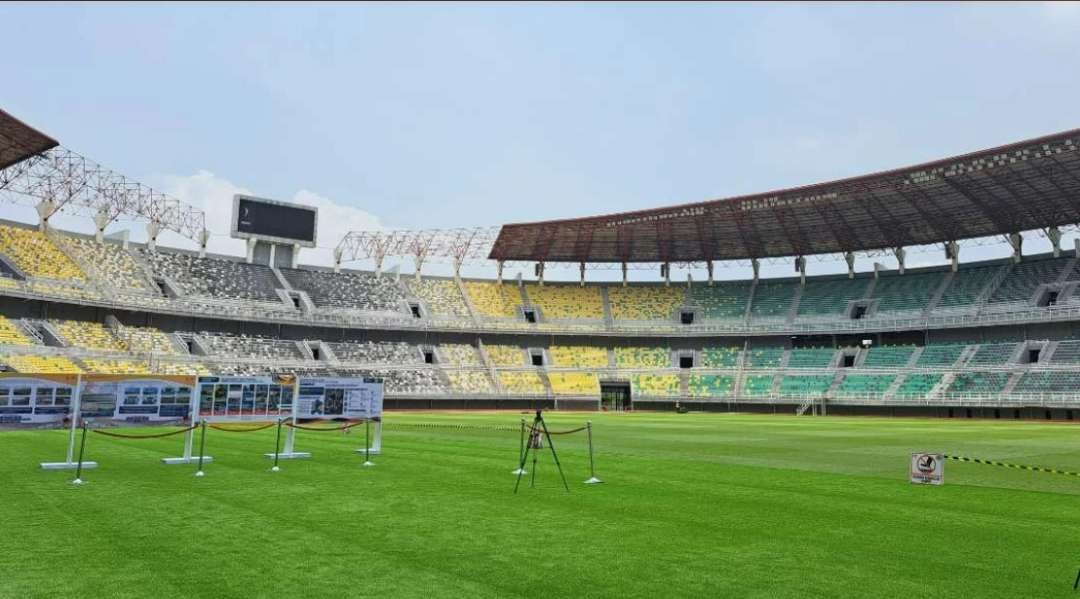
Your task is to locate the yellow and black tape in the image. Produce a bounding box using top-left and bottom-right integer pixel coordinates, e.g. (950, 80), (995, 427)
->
(943, 454), (1080, 477)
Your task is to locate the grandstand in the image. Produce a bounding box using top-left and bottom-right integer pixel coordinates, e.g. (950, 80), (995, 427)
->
(1, 112), (1080, 418)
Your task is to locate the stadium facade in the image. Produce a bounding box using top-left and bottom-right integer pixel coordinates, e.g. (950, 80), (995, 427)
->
(3, 109), (1080, 420)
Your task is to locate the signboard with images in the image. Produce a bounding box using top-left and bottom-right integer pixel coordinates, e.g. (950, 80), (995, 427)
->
(910, 452), (944, 485)
(78, 375), (197, 423)
(296, 377), (383, 420)
(0, 373), (78, 426)
(196, 375), (295, 421)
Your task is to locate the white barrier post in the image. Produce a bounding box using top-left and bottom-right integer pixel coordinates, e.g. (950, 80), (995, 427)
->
(584, 421), (603, 484)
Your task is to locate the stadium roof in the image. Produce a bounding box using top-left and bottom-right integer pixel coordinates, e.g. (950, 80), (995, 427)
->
(0, 109), (58, 170)
(489, 128), (1080, 264)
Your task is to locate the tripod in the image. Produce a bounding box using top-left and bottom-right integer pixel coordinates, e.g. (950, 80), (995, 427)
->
(514, 410), (570, 494)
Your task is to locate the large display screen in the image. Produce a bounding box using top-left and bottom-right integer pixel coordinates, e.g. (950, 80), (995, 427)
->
(232, 195), (317, 246)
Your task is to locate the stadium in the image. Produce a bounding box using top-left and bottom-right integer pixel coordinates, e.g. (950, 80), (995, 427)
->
(4, 105), (1080, 596)
(5, 6), (1080, 596)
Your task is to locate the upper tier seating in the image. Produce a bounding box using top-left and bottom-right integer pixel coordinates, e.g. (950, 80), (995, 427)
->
(406, 279), (469, 317)
(1014, 371), (1080, 394)
(777, 375), (832, 396)
(0, 316), (31, 346)
(870, 270), (945, 314)
(687, 374), (734, 397)
(894, 373), (942, 398)
(1050, 341), (1080, 364)
(549, 372), (600, 395)
(861, 346), (915, 368)
(836, 374), (895, 395)
(967, 343), (1017, 366)
(614, 346), (671, 368)
(446, 370), (495, 394)
(54, 320), (125, 351)
(786, 348), (835, 368)
(700, 346), (740, 368)
(463, 281), (521, 318)
(988, 256), (1071, 304)
(936, 264), (1000, 310)
(797, 277), (869, 317)
(439, 344), (483, 367)
(548, 346), (608, 368)
(749, 281), (796, 319)
(630, 374), (680, 397)
(141, 250), (281, 302)
(0, 225), (85, 280)
(199, 333), (305, 361)
(498, 371), (545, 394)
(120, 325), (178, 355)
(745, 346), (784, 368)
(282, 268), (405, 312)
(57, 236), (152, 291)
(742, 374), (775, 395)
(27, 280), (100, 302)
(916, 344), (966, 367)
(947, 372), (1011, 395)
(4, 355), (82, 373)
(485, 345), (526, 367)
(524, 284), (604, 320)
(688, 282), (751, 319)
(607, 286), (684, 321)
(329, 341), (422, 364)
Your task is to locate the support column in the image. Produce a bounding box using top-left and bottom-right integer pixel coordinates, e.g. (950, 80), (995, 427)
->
(147, 220), (162, 252)
(454, 257), (463, 280)
(496, 260), (504, 284)
(844, 252), (855, 279)
(291, 243), (300, 269)
(1008, 232), (1023, 263)
(795, 256), (806, 285)
(706, 261), (714, 286)
(946, 241), (959, 273)
(621, 262), (628, 287)
(414, 255), (425, 283)
(893, 246), (906, 275)
(198, 228), (210, 258)
(751, 258), (760, 282)
(536, 261), (545, 286)
(1048, 226), (1062, 258)
(93, 208), (109, 243)
(36, 199), (57, 231)
(333, 247), (343, 273)
(662, 262), (670, 287)
(244, 237), (256, 263)
(579, 261), (586, 287)
(873, 262), (883, 279)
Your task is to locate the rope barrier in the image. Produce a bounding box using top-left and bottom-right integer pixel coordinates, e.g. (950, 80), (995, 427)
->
(284, 420), (366, 432)
(526, 424), (589, 435)
(943, 454), (1080, 477)
(90, 424), (198, 440)
(386, 422), (519, 433)
(208, 421), (278, 433)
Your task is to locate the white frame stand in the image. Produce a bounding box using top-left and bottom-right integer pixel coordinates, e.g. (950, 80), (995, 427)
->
(163, 399), (213, 465)
(40, 378), (98, 471)
(265, 381), (310, 459)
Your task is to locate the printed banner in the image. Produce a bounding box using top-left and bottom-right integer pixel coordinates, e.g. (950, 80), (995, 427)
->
(296, 376), (383, 420)
(196, 375), (295, 421)
(80, 375), (197, 423)
(0, 373), (79, 426)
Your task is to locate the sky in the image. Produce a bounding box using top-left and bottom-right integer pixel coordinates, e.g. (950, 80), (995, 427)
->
(2, 2), (1080, 280)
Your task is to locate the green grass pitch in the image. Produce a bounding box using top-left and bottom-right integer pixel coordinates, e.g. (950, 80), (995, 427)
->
(3, 411), (1080, 598)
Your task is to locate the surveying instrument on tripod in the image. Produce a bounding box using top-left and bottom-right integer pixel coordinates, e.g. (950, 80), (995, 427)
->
(514, 409), (570, 494)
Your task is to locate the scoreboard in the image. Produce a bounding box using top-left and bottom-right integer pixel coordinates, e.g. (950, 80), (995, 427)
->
(231, 194), (318, 247)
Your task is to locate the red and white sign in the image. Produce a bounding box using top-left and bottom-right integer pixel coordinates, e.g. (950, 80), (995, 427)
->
(910, 453), (944, 485)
